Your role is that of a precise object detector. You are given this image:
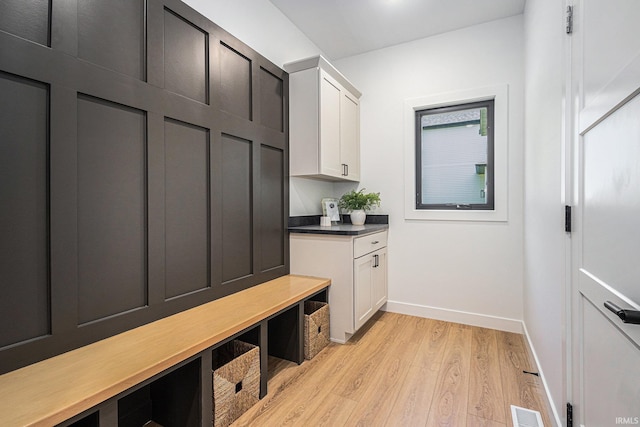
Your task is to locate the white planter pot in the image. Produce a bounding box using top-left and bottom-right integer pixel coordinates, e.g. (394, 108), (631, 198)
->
(350, 210), (366, 226)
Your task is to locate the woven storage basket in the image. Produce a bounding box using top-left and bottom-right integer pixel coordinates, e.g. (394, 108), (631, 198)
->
(304, 301), (330, 360)
(212, 340), (260, 427)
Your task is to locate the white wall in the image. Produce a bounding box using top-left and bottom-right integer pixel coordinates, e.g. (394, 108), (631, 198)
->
(523, 0), (567, 424)
(334, 16), (525, 331)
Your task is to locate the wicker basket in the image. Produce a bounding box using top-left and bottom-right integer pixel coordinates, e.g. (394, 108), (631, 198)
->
(304, 301), (330, 360)
(212, 340), (260, 427)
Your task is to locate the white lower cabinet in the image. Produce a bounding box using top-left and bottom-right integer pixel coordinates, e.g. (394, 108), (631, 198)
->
(290, 230), (388, 343)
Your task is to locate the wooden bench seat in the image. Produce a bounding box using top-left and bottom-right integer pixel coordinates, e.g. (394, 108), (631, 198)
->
(0, 274), (330, 427)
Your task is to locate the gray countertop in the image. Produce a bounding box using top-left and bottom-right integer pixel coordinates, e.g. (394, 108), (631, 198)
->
(288, 223), (388, 236)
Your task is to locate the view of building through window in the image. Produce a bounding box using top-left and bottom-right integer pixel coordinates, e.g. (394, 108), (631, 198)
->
(415, 99), (494, 210)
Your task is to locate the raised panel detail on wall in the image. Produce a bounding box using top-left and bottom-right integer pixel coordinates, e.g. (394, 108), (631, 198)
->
(260, 145), (285, 271)
(0, 0), (50, 47)
(219, 42), (252, 120)
(0, 0), (288, 375)
(77, 95), (147, 324)
(221, 134), (253, 283)
(78, 0), (146, 80)
(0, 72), (49, 348)
(164, 118), (210, 299)
(163, 8), (209, 104)
(259, 67), (284, 132)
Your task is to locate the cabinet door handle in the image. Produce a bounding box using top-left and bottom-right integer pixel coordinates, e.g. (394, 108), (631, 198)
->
(341, 164), (346, 176)
(371, 241), (379, 244)
(345, 164), (349, 176)
(373, 254), (379, 268)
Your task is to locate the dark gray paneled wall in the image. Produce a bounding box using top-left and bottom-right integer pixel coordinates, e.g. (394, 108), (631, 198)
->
(164, 118), (210, 299)
(76, 95), (148, 324)
(221, 134), (253, 283)
(0, 72), (50, 349)
(0, 0), (289, 374)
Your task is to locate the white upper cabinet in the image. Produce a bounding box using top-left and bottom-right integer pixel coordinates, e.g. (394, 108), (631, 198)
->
(285, 56), (361, 182)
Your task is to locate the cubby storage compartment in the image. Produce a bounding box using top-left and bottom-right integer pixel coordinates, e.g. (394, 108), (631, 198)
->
(65, 411), (99, 427)
(212, 341), (260, 427)
(267, 305), (301, 362)
(303, 301), (330, 360)
(118, 359), (201, 427)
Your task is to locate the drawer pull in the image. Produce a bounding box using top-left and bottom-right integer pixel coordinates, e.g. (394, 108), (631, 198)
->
(371, 241), (379, 244)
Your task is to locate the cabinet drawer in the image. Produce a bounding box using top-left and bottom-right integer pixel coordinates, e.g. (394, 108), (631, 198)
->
(353, 231), (387, 258)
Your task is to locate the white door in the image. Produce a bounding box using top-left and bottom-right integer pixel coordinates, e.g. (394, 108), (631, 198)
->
(571, 1), (640, 425)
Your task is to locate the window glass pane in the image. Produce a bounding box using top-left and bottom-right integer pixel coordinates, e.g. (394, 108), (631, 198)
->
(417, 101), (493, 209)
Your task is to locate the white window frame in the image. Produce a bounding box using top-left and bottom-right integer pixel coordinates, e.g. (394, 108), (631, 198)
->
(404, 84), (509, 221)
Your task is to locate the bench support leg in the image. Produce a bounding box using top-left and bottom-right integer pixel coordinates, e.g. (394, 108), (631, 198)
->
(259, 320), (268, 398)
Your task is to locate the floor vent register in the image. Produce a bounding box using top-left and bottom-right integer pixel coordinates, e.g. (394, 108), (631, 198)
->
(510, 405), (544, 427)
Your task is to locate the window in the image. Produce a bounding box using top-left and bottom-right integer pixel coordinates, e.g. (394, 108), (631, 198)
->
(415, 100), (494, 210)
(403, 84), (508, 222)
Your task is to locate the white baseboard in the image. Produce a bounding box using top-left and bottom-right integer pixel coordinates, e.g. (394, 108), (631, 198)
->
(521, 322), (563, 427)
(383, 300), (523, 333)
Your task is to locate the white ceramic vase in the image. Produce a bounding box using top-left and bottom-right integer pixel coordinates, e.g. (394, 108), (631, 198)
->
(350, 209), (366, 226)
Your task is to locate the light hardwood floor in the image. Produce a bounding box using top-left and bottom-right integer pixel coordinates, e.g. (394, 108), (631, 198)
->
(233, 311), (553, 427)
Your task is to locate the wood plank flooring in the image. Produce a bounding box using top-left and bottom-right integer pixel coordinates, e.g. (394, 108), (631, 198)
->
(233, 311), (553, 427)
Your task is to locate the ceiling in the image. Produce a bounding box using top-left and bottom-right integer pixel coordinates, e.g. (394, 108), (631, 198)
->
(269, 0), (526, 60)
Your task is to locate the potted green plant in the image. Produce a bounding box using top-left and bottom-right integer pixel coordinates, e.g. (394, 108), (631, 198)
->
(338, 189), (381, 225)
